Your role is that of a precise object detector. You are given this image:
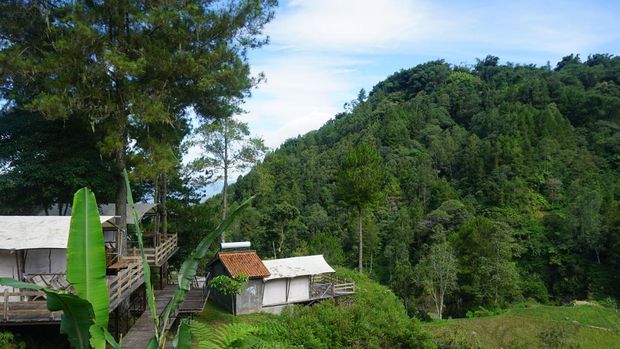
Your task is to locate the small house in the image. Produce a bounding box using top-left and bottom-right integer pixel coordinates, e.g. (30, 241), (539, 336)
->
(207, 242), (355, 315)
(207, 246), (271, 315)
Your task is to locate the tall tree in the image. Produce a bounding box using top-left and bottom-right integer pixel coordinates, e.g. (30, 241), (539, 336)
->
(269, 201), (300, 257)
(415, 236), (458, 319)
(190, 116), (267, 241)
(568, 184), (604, 263)
(0, 109), (116, 214)
(0, 0), (276, 239)
(336, 143), (384, 272)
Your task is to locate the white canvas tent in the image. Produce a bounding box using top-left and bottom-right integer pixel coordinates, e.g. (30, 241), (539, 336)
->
(262, 255), (334, 307)
(99, 203), (157, 224)
(0, 216), (116, 292)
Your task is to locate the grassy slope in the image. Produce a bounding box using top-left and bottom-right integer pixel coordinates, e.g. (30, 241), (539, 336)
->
(423, 304), (620, 349)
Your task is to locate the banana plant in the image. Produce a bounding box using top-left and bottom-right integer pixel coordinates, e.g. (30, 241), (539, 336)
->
(123, 170), (254, 348)
(0, 188), (118, 349)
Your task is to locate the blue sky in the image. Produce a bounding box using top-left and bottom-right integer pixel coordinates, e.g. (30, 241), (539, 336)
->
(239, 0), (620, 149)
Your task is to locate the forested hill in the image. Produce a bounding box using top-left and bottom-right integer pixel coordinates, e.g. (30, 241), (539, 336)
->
(216, 54), (620, 317)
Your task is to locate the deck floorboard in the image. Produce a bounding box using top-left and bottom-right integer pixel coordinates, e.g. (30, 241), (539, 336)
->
(122, 285), (207, 349)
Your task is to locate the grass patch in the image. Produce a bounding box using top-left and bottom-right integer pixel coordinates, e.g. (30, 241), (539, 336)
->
(194, 302), (276, 327)
(424, 303), (620, 348)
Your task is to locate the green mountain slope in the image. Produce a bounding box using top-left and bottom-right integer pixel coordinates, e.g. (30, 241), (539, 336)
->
(210, 54), (620, 317)
(425, 303), (620, 349)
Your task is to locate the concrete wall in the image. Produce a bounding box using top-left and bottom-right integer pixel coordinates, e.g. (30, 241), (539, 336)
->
(235, 279), (264, 315)
(24, 249), (66, 274)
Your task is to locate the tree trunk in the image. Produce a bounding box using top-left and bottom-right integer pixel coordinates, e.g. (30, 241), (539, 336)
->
(115, 138), (127, 257)
(161, 173), (167, 237)
(221, 117), (229, 243)
(358, 207), (363, 273)
(277, 225), (285, 257)
(222, 168), (228, 242)
(438, 290), (444, 320)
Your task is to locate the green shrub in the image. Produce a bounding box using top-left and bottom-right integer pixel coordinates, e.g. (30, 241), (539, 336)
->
(209, 274), (249, 296)
(0, 331), (26, 349)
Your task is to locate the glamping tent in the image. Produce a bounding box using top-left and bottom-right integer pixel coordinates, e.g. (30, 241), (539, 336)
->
(261, 255), (335, 311)
(0, 215), (117, 281)
(0, 216), (145, 323)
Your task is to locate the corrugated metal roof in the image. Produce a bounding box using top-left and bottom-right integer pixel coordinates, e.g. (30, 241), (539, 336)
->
(216, 251), (271, 278)
(0, 216), (116, 250)
(263, 255), (334, 280)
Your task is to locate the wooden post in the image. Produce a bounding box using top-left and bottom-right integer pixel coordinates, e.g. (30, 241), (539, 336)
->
(4, 289), (8, 321)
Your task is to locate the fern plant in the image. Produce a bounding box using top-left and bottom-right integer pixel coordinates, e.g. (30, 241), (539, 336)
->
(190, 321), (286, 349)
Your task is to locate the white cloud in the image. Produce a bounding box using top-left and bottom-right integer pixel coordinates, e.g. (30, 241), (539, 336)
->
(242, 54), (365, 148)
(266, 0), (620, 56)
(267, 0), (446, 52)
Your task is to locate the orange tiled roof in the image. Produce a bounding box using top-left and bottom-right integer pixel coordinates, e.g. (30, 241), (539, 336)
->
(216, 251), (270, 278)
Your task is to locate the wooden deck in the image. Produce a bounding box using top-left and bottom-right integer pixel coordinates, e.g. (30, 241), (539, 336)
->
(133, 234), (178, 267)
(122, 284), (209, 349)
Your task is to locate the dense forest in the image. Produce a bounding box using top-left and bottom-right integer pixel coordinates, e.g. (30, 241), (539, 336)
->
(202, 54), (620, 318)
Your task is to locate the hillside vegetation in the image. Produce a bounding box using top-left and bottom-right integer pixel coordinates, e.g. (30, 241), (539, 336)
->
(192, 269), (434, 349)
(200, 54), (620, 317)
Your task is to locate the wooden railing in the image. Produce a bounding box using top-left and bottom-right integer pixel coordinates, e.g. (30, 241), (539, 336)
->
(108, 257), (144, 311)
(1, 257), (145, 323)
(310, 274), (356, 299)
(1, 289), (61, 322)
(139, 234), (177, 266)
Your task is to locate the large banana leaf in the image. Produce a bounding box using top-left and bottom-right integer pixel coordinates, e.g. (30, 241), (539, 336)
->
(173, 318), (192, 349)
(0, 278), (95, 349)
(89, 324), (121, 349)
(124, 170), (160, 343)
(159, 196), (254, 347)
(66, 188), (109, 349)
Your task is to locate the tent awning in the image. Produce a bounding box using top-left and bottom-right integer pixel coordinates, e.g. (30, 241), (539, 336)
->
(0, 216), (116, 250)
(262, 255), (335, 281)
(99, 203), (157, 224)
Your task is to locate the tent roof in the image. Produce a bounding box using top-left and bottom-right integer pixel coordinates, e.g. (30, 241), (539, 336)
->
(99, 203), (157, 223)
(35, 203), (156, 224)
(0, 216), (115, 250)
(263, 255), (334, 280)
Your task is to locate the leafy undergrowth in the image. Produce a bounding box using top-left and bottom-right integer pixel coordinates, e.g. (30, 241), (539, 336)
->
(192, 268), (434, 349)
(424, 303), (620, 349)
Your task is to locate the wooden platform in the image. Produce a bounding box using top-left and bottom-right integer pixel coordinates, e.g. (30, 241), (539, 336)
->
(179, 286), (209, 314)
(121, 284), (208, 349)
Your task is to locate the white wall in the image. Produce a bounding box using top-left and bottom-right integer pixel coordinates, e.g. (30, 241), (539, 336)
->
(263, 279), (287, 306)
(288, 276), (310, 302)
(263, 276), (310, 306)
(103, 230), (116, 243)
(24, 249), (66, 274)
